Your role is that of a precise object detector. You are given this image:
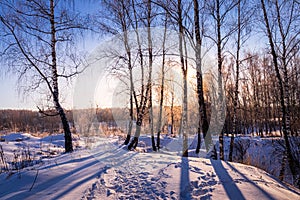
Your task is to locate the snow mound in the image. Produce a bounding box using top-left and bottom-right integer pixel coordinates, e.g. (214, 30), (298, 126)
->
(40, 134), (65, 147)
(0, 132), (37, 142)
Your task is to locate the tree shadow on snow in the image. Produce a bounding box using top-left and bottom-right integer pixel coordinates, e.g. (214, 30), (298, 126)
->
(225, 162), (277, 200)
(179, 158), (218, 200)
(180, 157), (192, 199)
(4, 158), (102, 200)
(211, 160), (246, 200)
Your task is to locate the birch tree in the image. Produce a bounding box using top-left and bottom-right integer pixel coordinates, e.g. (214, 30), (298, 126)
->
(99, 0), (137, 145)
(260, 0), (300, 187)
(228, 0), (253, 161)
(193, 0), (212, 154)
(205, 0), (238, 160)
(0, 0), (87, 152)
(156, 13), (168, 150)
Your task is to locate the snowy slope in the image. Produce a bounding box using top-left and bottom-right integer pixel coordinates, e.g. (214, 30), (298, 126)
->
(82, 150), (300, 200)
(0, 149), (299, 199)
(0, 133), (299, 200)
(0, 150), (105, 200)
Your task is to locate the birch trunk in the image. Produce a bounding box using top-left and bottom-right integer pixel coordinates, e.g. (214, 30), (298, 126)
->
(50, 0), (72, 152)
(177, 0), (189, 157)
(261, 0), (300, 187)
(216, 0), (224, 160)
(157, 13), (168, 150)
(194, 0), (211, 154)
(229, 0), (241, 162)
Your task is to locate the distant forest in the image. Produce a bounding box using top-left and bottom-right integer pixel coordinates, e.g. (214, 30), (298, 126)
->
(0, 109), (115, 134)
(0, 106), (183, 135)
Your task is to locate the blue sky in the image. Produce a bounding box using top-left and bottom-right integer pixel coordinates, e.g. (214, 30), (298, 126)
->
(0, 40), (101, 110)
(0, 0), (267, 110)
(0, 75), (33, 109)
(0, 1), (100, 110)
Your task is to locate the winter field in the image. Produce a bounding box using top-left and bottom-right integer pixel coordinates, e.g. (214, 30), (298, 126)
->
(0, 132), (299, 200)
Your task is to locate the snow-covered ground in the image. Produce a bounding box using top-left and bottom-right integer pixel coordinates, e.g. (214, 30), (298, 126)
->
(0, 132), (82, 171)
(0, 133), (299, 199)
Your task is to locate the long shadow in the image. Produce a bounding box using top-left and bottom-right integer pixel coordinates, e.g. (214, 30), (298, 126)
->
(180, 157), (191, 199)
(1, 140), (138, 198)
(38, 154), (96, 170)
(54, 144), (152, 198)
(5, 159), (101, 200)
(90, 145), (138, 168)
(225, 162), (277, 200)
(39, 142), (120, 171)
(211, 160), (245, 200)
(50, 166), (110, 200)
(38, 142), (129, 170)
(44, 172), (99, 200)
(264, 173), (300, 196)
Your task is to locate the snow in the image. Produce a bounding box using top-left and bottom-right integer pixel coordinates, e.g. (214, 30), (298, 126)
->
(83, 150), (300, 199)
(40, 134), (66, 147)
(0, 150), (105, 199)
(221, 136), (300, 185)
(0, 132), (299, 199)
(0, 132), (37, 142)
